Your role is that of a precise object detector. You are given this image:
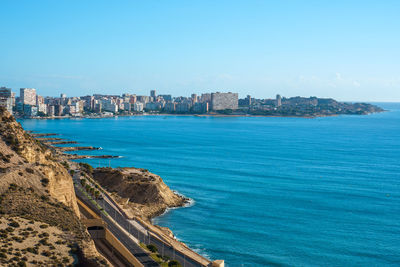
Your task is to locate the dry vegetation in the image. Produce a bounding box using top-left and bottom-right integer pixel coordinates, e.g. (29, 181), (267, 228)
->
(0, 108), (109, 266)
(0, 216), (76, 266)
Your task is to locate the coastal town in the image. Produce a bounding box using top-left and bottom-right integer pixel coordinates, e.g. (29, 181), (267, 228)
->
(0, 86), (383, 119)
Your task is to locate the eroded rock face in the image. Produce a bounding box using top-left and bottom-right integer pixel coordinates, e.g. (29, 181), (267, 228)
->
(92, 167), (188, 219)
(0, 108), (109, 266)
(0, 108), (79, 216)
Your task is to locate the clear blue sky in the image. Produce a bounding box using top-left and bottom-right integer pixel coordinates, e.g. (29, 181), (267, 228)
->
(1, 0), (399, 101)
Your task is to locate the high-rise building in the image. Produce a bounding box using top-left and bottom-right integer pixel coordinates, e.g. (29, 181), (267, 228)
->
(36, 95), (44, 106)
(23, 105), (38, 117)
(246, 95), (252, 106)
(48, 105), (55, 117)
(191, 94), (198, 103)
(176, 102), (191, 113)
(211, 92), (238, 111)
(0, 98), (13, 114)
(129, 95), (137, 104)
(60, 93), (67, 98)
(159, 95), (172, 102)
(20, 88), (37, 105)
(137, 95), (150, 104)
(193, 102), (208, 113)
(200, 93), (212, 103)
(164, 102), (176, 112)
(276, 94), (282, 107)
(0, 87), (13, 114)
(133, 102), (144, 112)
(150, 90), (156, 99)
(0, 87), (12, 98)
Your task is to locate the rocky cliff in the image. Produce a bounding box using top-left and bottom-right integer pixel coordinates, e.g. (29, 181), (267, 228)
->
(0, 109), (79, 215)
(0, 108), (108, 266)
(91, 167), (188, 220)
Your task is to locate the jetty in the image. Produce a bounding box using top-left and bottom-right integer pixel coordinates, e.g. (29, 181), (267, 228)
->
(58, 146), (102, 152)
(31, 133), (59, 137)
(35, 137), (64, 141)
(47, 141), (78, 145)
(66, 154), (120, 160)
(31, 132), (119, 160)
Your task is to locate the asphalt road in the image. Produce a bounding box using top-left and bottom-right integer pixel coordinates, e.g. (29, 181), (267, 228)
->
(73, 175), (159, 266)
(74, 171), (206, 267)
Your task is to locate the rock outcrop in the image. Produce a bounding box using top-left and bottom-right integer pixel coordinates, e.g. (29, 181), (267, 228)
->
(92, 167), (188, 220)
(0, 108), (108, 266)
(0, 109), (79, 216)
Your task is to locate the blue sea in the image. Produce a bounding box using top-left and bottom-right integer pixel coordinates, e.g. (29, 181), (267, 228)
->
(20, 103), (400, 267)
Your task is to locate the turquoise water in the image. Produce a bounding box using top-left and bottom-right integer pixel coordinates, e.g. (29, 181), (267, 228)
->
(20, 103), (400, 266)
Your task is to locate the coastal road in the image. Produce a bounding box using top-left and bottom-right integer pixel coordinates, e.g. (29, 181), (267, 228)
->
(99, 197), (205, 267)
(73, 174), (159, 266)
(73, 170), (208, 267)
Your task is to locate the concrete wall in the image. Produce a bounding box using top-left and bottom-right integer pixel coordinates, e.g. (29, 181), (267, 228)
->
(104, 229), (144, 267)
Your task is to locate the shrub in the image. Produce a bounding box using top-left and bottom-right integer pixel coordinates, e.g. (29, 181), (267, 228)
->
(41, 178), (49, 187)
(147, 244), (158, 253)
(61, 161), (70, 170)
(79, 162), (93, 173)
(9, 221), (20, 228)
(39, 224), (49, 229)
(5, 227), (14, 232)
(168, 260), (182, 267)
(25, 168), (34, 174)
(26, 247), (38, 255)
(9, 183), (18, 190)
(41, 250), (51, 257)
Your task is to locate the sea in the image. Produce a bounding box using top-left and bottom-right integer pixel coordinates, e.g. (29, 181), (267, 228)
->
(19, 102), (400, 267)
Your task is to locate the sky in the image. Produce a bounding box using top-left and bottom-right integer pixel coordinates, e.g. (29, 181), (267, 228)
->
(0, 0), (399, 101)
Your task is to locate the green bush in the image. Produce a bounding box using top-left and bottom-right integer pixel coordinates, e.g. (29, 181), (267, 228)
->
(79, 162), (93, 173)
(41, 250), (51, 257)
(61, 161), (70, 170)
(41, 178), (49, 187)
(9, 221), (20, 228)
(147, 244), (158, 253)
(168, 260), (182, 267)
(5, 227), (14, 232)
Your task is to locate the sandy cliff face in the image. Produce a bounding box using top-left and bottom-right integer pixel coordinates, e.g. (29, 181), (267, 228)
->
(92, 167), (187, 220)
(0, 108), (108, 266)
(0, 108), (79, 216)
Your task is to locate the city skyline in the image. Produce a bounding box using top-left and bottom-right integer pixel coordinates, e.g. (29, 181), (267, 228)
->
(1, 1), (399, 101)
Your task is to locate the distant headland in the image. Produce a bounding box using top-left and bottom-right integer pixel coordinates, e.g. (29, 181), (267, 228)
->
(0, 86), (384, 119)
